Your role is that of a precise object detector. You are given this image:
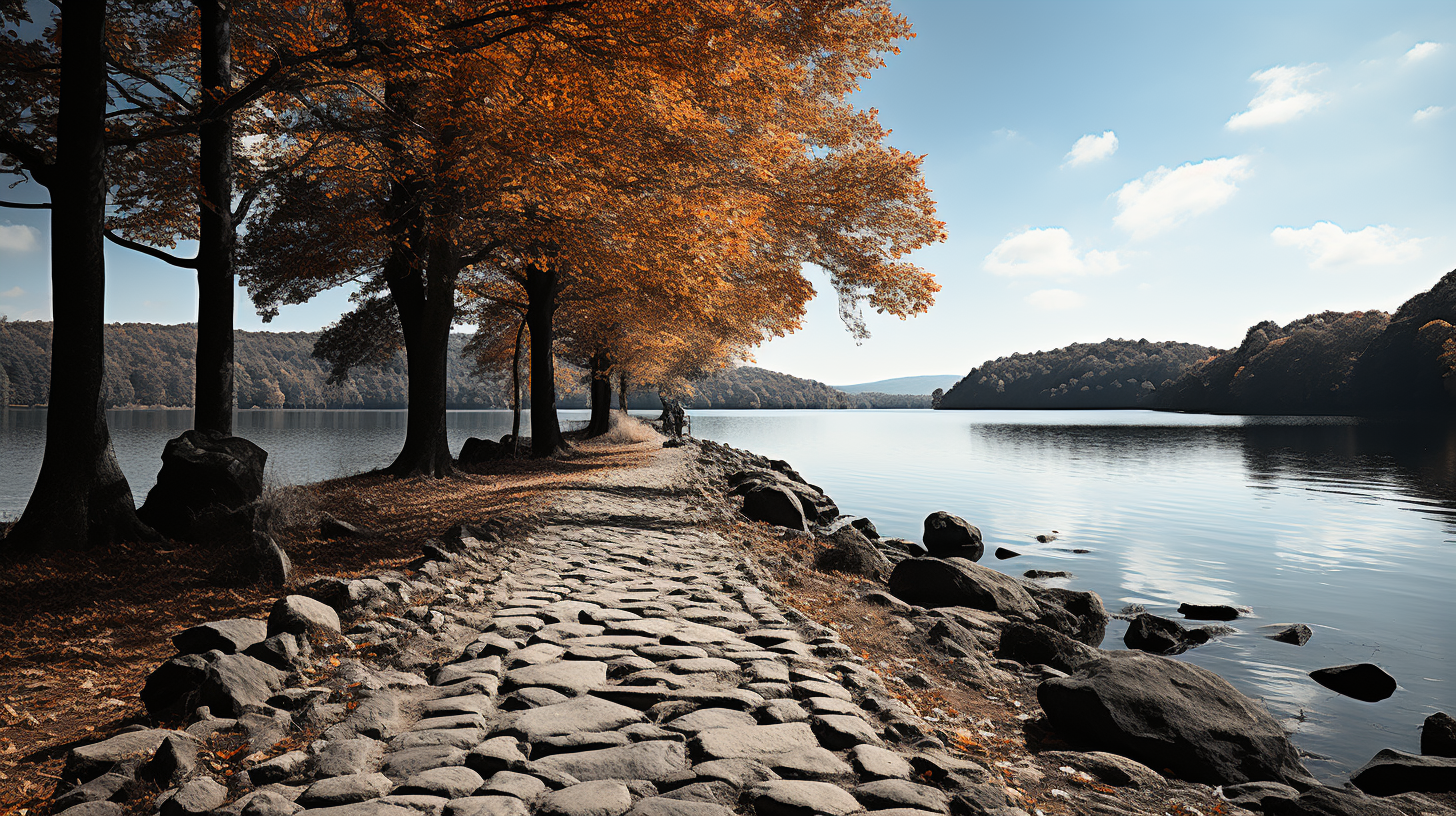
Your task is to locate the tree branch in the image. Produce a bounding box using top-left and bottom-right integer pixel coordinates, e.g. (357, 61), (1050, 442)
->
(104, 230), (199, 268)
(0, 199), (50, 209)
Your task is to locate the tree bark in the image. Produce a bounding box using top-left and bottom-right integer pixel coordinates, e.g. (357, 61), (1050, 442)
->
(193, 0), (236, 435)
(586, 350), (611, 437)
(4, 3), (154, 554)
(384, 231), (456, 477)
(524, 261), (565, 457)
(511, 317), (524, 455)
(617, 372), (629, 415)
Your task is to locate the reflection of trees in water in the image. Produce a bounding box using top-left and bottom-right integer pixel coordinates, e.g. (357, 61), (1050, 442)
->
(969, 415), (1456, 530)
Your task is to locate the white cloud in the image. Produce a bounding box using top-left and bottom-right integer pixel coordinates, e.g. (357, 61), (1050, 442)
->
(0, 223), (40, 252)
(1271, 222), (1424, 269)
(1, 286), (23, 298)
(982, 227), (1123, 277)
(1063, 131), (1118, 167)
(992, 128), (1020, 140)
(1113, 156), (1251, 240)
(1025, 289), (1086, 311)
(1226, 64), (1328, 131)
(1413, 105), (1444, 122)
(1405, 42), (1443, 62)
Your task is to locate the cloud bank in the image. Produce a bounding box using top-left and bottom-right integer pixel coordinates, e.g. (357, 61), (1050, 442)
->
(1064, 131), (1118, 167)
(1405, 42), (1443, 62)
(1271, 222), (1424, 268)
(983, 227), (1123, 277)
(1226, 64), (1328, 131)
(1413, 106), (1444, 122)
(1113, 156), (1251, 240)
(1, 287), (23, 298)
(1025, 289), (1086, 311)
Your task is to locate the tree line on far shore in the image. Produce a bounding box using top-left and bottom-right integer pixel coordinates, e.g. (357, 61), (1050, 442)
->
(939, 268), (1456, 415)
(0, 321), (929, 411)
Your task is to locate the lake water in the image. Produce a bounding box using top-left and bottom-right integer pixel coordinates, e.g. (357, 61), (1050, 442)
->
(2, 407), (1453, 780)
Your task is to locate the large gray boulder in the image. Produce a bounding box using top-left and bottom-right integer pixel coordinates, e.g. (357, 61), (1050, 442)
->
(814, 526), (892, 580)
(740, 484), (808, 531)
(196, 652), (287, 717)
(268, 595), (342, 638)
(922, 512), (983, 559)
(728, 469), (838, 524)
(888, 557), (1040, 618)
(137, 430), (267, 540)
(1022, 584), (1109, 646)
(63, 729), (197, 783)
(995, 622), (1098, 674)
(1037, 650), (1311, 786)
(1350, 748), (1456, 795)
(173, 619), (268, 655)
(1309, 663), (1397, 702)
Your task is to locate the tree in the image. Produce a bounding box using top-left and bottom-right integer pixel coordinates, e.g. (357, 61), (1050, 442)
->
(0, 1), (155, 552)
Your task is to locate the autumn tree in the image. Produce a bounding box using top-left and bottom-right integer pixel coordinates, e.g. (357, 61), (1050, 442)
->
(0, 1), (157, 552)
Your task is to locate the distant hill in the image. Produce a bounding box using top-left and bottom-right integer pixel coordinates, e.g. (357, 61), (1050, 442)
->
(1159, 268), (1456, 415)
(0, 322), (929, 410)
(833, 374), (961, 395)
(938, 339), (1222, 409)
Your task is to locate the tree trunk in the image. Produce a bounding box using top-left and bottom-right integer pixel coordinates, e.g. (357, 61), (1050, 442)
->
(193, 0), (235, 435)
(385, 233), (456, 477)
(524, 262), (565, 457)
(4, 3), (154, 554)
(511, 317), (524, 455)
(586, 350), (611, 437)
(617, 373), (629, 415)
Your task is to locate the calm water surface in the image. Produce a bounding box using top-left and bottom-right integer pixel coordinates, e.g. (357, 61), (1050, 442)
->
(2, 407), (1453, 779)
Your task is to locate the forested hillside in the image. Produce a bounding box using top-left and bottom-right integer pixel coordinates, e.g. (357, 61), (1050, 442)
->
(0, 321), (927, 410)
(938, 339), (1222, 409)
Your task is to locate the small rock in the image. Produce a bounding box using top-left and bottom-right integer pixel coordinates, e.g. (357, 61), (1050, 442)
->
(993, 548), (1020, 560)
(248, 750), (310, 784)
(750, 780), (863, 816)
(1265, 624), (1313, 646)
(1177, 603), (1241, 621)
(446, 798), (530, 816)
(142, 733), (199, 787)
(320, 513), (380, 539)
(853, 778), (950, 813)
(530, 740), (688, 782)
(394, 766), (486, 798)
(812, 714), (882, 749)
(849, 744), (913, 781)
(64, 728), (190, 783)
(922, 512), (983, 559)
(240, 791), (303, 816)
(536, 780), (633, 816)
(1264, 785), (1407, 816)
(479, 770), (547, 800)
(268, 595), (342, 638)
(197, 652), (286, 717)
(1220, 780), (1300, 810)
(1424, 712), (1456, 757)
(298, 772), (394, 807)
(51, 773), (131, 811)
(161, 777), (228, 816)
(741, 485), (809, 531)
(1023, 569), (1074, 580)
(54, 804), (123, 816)
(1310, 663), (1398, 703)
(173, 618), (269, 655)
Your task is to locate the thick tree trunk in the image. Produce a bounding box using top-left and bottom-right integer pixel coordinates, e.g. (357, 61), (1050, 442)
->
(586, 351), (611, 437)
(511, 318), (524, 455)
(4, 4), (154, 554)
(617, 373), (629, 415)
(524, 262), (565, 457)
(385, 234), (456, 477)
(193, 0), (235, 435)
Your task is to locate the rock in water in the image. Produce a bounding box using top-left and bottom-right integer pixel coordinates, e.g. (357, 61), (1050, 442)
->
(1037, 650), (1311, 786)
(1309, 663), (1397, 702)
(137, 430), (267, 540)
(994, 547), (1020, 559)
(1177, 603), (1242, 621)
(887, 557), (1040, 618)
(1350, 748), (1456, 795)
(1424, 712), (1456, 757)
(814, 526), (892, 579)
(1023, 584), (1109, 646)
(740, 484), (808, 531)
(922, 512), (983, 559)
(849, 517), (880, 539)
(1265, 624), (1313, 646)
(1123, 613), (1197, 655)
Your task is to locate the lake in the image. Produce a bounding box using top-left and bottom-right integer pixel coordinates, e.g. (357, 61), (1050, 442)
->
(2, 406), (1452, 780)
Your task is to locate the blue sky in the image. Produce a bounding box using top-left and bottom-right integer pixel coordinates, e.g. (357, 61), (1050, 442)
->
(1, 0), (1453, 384)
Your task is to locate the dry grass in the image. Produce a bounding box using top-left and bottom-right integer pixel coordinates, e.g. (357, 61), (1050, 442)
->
(0, 439), (656, 812)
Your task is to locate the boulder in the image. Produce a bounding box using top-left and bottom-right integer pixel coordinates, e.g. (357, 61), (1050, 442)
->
(160, 777), (228, 816)
(458, 437), (506, 467)
(1266, 624), (1313, 646)
(1024, 569), (1074, 580)
(1034, 751), (1163, 788)
(229, 531), (292, 587)
(995, 623), (1098, 675)
(993, 547), (1020, 559)
(64, 729), (194, 783)
(849, 517), (880, 539)
(1350, 748), (1456, 795)
(1178, 603), (1241, 621)
(1263, 785), (1408, 816)
(196, 652), (287, 717)
(728, 469), (838, 525)
(173, 619), (268, 656)
(888, 557), (1040, 618)
(740, 485), (808, 531)
(1037, 650), (1311, 786)
(1220, 781), (1300, 810)
(1123, 613), (1199, 655)
(141, 733), (199, 787)
(814, 526), (892, 580)
(268, 595), (342, 638)
(922, 512), (983, 559)
(245, 633), (309, 671)
(1424, 712), (1456, 757)
(137, 430), (267, 540)
(1309, 663), (1397, 702)
(1022, 584), (1108, 646)
(142, 655), (211, 719)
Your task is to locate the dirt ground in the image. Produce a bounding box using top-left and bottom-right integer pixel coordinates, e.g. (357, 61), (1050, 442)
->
(0, 440), (656, 813)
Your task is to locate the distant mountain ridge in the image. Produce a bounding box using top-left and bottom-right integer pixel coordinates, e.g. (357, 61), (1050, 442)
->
(833, 374), (961, 395)
(0, 322), (930, 410)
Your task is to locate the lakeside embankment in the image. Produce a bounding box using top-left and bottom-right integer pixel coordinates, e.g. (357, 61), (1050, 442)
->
(5, 426), (1453, 816)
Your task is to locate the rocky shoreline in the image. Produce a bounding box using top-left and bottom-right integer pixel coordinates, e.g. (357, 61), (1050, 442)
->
(39, 435), (1456, 816)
